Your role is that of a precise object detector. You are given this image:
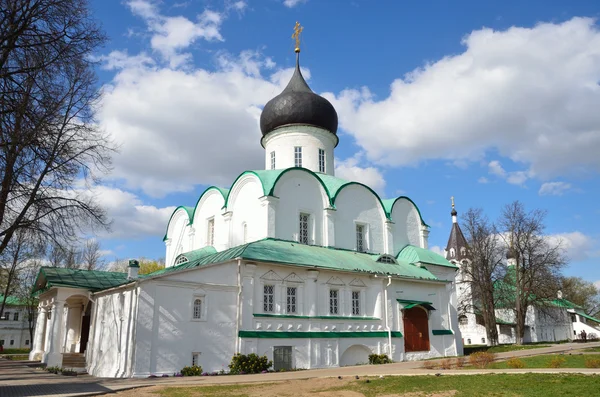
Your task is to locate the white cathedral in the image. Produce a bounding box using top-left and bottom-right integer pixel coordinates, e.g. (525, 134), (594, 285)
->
(28, 39), (463, 377)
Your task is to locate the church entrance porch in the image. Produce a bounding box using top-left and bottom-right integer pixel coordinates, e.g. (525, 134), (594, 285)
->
(403, 307), (430, 352)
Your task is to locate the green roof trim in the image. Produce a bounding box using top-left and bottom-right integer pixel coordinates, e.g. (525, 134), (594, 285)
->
(239, 330), (403, 339)
(147, 238), (442, 282)
(397, 299), (436, 311)
(432, 329), (454, 335)
(576, 311), (600, 324)
(382, 196), (429, 227)
(32, 267), (129, 294)
(330, 181), (389, 220)
(163, 205), (195, 241)
(0, 295), (28, 306)
(254, 313), (380, 321)
(191, 186), (229, 220)
(397, 245), (457, 269)
(495, 318), (516, 326)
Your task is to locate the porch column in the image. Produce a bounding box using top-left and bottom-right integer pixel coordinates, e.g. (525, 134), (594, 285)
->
(30, 305), (48, 360)
(46, 299), (65, 367)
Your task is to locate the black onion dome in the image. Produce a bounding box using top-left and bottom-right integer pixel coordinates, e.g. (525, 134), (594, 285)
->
(260, 53), (338, 135)
(451, 208), (458, 217)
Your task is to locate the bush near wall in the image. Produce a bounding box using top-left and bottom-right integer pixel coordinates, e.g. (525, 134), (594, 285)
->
(229, 353), (272, 374)
(180, 365), (203, 376)
(469, 352), (496, 368)
(368, 354), (392, 364)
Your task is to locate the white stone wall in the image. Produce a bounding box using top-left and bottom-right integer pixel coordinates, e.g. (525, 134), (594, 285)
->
(262, 126), (336, 175)
(572, 313), (600, 339)
(87, 286), (137, 378)
(191, 189), (227, 252)
(132, 263), (239, 376)
(0, 307), (31, 349)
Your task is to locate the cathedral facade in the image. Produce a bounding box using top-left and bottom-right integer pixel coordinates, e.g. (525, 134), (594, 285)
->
(29, 40), (462, 377)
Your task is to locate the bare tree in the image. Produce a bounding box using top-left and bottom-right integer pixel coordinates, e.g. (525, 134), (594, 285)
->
(498, 201), (567, 344)
(461, 208), (506, 346)
(0, 229), (40, 318)
(561, 276), (600, 317)
(0, 0), (112, 261)
(81, 239), (103, 270)
(14, 258), (42, 345)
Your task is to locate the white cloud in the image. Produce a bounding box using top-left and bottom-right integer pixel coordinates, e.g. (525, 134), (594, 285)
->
(331, 18), (600, 181)
(539, 181), (572, 196)
(594, 280), (600, 290)
(283, 0), (307, 7)
(92, 186), (175, 239)
(478, 176), (489, 184)
(127, 0), (223, 67)
(99, 51), (294, 196)
(430, 245), (445, 257)
(487, 160), (530, 185)
(334, 155), (386, 194)
(547, 231), (595, 262)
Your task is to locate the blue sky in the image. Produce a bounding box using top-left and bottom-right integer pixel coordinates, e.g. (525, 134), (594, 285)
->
(89, 0), (600, 284)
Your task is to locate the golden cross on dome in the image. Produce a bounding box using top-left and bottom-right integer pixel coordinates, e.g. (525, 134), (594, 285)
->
(451, 196), (455, 208)
(292, 21), (303, 53)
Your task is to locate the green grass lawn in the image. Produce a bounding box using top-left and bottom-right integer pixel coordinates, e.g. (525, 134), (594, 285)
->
(582, 346), (600, 352)
(153, 374), (600, 397)
(485, 354), (600, 369)
(464, 344), (551, 355)
(0, 348), (30, 354)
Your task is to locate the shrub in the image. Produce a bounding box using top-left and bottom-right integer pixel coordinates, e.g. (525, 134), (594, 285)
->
(45, 366), (62, 374)
(228, 353), (272, 375)
(454, 357), (466, 368)
(469, 352), (496, 369)
(548, 356), (566, 368)
(180, 365), (203, 376)
(421, 361), (437, 370)
(368, 354), (392, 365)
(585, 358), (600, 368)
(506, 358), (525, 369)
(440, 359), (453, 370)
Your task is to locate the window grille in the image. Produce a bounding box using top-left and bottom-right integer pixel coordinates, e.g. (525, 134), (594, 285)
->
(287, 287), (297, 314)
(193, 299), (202, 319)
(356, 224), (365, 252)
(459, 315), (468, 325)
(263, 285), (274, 312)
(270, 151), (276, 170)
(299, 213), (309, 244)
(329, 289), (339, 315)
(13, 312), (18, 321)
(318, 148), (325, 173)
(207, 218), (215, 246)
(294, 147), (302, 167)
(376, 255), (396, 264)
(175, 255), (188, 265)
(192, 352), (200, 366)
(352, 291), (360, 315)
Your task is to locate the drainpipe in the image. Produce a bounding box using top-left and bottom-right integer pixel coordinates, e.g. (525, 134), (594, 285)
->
(384, 276), (392, 358)
(235, 259), (242, 354)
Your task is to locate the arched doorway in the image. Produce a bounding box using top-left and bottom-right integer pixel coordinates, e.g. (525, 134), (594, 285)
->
(340, 344), (371, 366)
(403, 306), (430, 352)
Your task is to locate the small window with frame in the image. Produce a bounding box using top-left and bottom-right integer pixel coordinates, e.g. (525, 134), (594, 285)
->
(192, 352), (201, 366)
(192, 297), (205, 321)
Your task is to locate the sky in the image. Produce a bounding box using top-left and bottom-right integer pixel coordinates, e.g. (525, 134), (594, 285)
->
(88, 0), (600, 284)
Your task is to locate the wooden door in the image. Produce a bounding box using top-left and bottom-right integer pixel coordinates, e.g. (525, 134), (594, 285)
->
(403, 307), (430, 352)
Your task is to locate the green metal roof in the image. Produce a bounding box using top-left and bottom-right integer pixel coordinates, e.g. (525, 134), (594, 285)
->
(397, 245), (458, 269)
(32, 267), (129, 294)
(148, 238), (442, 282)
(397, 299), (436, 311)
(175, 246), (217, 263)
(576, 311), (600, 324)
(0, 295), (28, 306)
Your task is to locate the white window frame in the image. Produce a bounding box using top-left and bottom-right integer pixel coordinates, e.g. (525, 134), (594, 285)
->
(286, 286), (298, 314)
(318, 148), (325, 173)
(298, 212), (311, 245)
(191, 296), (206, 321)
(270, 151), (276, 170)
(351, 290), (361, 316)
(294, 146), (302, 167)
(355, 222), (368, 252)
(207, 217), (215, 246)
(263, 284), (275, 313)
(329, 289), (339, 315)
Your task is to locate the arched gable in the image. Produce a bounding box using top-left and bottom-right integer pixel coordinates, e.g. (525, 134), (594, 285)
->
(191, 187), (227, 250)
(387, 197), (426, 253)
(164, 206), (193, 266)
(163, 206), (193, 241)
(333, 183), (388, 253)
(331, 182), (388, 219)
(227, 172), (265, 246)
(383, 196), (428, 226)
(191, 187), (228, 223)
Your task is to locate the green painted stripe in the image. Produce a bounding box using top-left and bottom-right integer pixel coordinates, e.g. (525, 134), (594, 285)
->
(239, 331), (403, 339)
(253, 314), (380, 321)
(431, 329), (454, 335)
